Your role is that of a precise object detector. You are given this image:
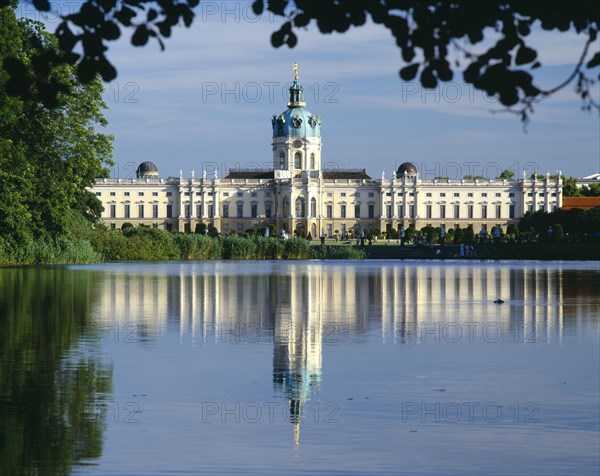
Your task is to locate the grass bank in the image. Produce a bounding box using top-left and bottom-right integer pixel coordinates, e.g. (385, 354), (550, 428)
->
(0, 228), (365, 264)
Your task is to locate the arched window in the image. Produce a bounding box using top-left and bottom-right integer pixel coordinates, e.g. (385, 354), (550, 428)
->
(310, 153), (315, 169)
(310, 197), (317, 218)
(294, 152), (302, 169)
(279, 152), (285, 168)
(295, 197), (305, 218)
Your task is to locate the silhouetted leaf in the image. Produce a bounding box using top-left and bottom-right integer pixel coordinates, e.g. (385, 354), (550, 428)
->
(131, 25), (149, 46)
(294, 13), (310, 27)
(513, 71), (540, 97)
(77, 58), (97, 83)
(147, 9), (158, 22)
(271, 30), (283, 48)
(517, 20), (531, 36)
(114, 7), (136, 27)
(587, 52), (600, 68)
(399, 63), (419, 81)
(101, 21), (121, 40)
(463, 61), (482, 83)
(55, 23), (78, 52)
(33, 0), (51, 12)
(433, 59), (453, 81)
(286, 31), (297, 48)
(157, 21), (172, 37)
(181, 7), (193, 27)
(420, 67), (437, 88)
(401, 47), (415, 62)
(97, 56), (117, 81)
(252, 0), (263, 16)
(515, 46), (537, 65)
(499, 88), (519, 106)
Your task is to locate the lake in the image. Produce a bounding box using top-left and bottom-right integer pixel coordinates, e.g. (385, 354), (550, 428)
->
(1, 260), (598, 475)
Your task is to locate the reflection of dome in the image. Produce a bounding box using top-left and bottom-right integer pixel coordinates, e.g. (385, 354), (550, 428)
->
(136, 161), (159, 179)
(396, 162), (418, 178)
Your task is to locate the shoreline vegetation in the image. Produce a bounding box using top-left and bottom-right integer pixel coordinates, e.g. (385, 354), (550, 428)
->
(1, 226), (598, 265)
(0, 231), (366, 265)
(1, 206), (598, 265)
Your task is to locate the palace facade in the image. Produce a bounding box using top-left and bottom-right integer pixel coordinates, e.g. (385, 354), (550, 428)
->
(92, 67), (563, 236)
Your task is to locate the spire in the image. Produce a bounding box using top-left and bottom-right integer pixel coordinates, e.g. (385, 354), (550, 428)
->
(288, 62), (306, 108)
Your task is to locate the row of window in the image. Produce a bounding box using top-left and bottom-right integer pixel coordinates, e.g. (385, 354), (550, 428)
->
(278, 152), (317, 169)
(221, 202), (382, 219)
(98, 191), (174, 197)
(420, 204), (515, 220)
(332, 192), (378, 198)
(222, 203), (270, 219)
(422, 192), (515, 198)
(107, 202), (554, 220)
(109, 204), (166, 219)
(97, 189), (557, 200)
(98, 189), (552, 201)
(109, 204), (218, 219)
(527, 192), (557, 197)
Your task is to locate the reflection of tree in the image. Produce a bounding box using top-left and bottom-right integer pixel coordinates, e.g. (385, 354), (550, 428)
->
(0, 267), (112, 475)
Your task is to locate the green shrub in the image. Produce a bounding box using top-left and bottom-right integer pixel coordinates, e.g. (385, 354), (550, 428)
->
(282, 237), (311, 259)
(312, 245), (365, 259)
(175, 234), (222, 259)
(2, 236), (102, 264)
(253, 236), (283, 259)
(222, 235), (257, 259)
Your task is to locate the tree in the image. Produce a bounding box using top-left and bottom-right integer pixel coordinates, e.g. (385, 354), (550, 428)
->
(519, 207), (600, 237)
(464, 224), (475, 242)
(1, 1), (598, 121)
(552, 223), (564, 242)
(562, 176), (581, 196)
(453, 226), (464, 243)
(207, 224), (219, 237)
(498, 169), (515, 180)
(506, 224), (519, 236)
(0, 8), (113, 249)
(195, 222), (207, 234)
(581, 183), (600, 196)
(558, 176), (600, 197)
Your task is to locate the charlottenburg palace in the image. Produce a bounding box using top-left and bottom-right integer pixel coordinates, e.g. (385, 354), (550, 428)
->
(91, 65), (563, 237)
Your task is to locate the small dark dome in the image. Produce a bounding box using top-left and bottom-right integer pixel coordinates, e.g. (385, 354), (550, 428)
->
(136, 161), (159, 178)
(396, 162), (418, 178)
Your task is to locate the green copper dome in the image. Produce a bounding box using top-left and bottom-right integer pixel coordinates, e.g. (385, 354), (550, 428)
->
(272, 69), (321, 138)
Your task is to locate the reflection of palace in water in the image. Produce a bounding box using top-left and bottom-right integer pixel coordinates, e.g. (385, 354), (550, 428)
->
(90, 263), (598, 443)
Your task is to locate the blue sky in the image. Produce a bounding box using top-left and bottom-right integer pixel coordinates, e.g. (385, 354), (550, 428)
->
(21, 1), (600, 179)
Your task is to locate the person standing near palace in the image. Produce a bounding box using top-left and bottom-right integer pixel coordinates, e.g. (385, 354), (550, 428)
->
(400, 226), (405, 246)
(439, 225), (445, 246)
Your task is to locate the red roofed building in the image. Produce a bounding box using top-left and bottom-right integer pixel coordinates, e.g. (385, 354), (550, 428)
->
(562, 197), (600, 210)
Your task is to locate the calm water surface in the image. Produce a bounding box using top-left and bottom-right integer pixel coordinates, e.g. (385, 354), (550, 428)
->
(1, 260), (598, 475)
